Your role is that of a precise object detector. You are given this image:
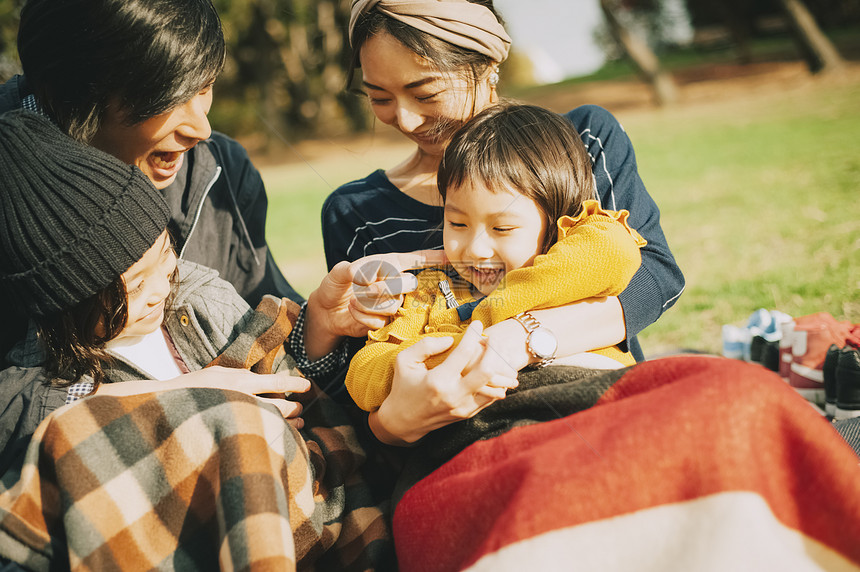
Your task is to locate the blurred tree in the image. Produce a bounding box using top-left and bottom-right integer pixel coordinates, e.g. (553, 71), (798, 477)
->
(801, 0), (860, 27)
(683, 0), (852, 68)
(0, 0), (365, 141)
(684, 0), (776, 50)
(779, 0), (845, 72)
(0, 0), (23, 82)
(599, 0), (679, 106)
(711, 0), (756, 64)
(213, 0), (367, 145)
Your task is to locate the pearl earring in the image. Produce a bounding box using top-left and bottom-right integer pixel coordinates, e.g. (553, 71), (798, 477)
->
(488, 67), (500, 87)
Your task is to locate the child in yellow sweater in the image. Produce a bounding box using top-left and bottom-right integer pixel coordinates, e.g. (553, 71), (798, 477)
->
(346, 103), (647, 411)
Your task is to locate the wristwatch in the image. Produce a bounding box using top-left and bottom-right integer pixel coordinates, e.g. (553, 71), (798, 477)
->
(512, 312), (558, 368)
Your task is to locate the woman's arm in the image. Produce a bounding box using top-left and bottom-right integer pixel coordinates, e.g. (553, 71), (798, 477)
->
(567, 105), (685, 349)
(480, 297), (627, 371)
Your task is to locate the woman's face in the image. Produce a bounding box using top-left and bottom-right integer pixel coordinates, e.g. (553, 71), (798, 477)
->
(116, 230), (177, 341)
(359, 32), (496, 158)
(89, 85), (214, 190)
(443, 181), (546, 297)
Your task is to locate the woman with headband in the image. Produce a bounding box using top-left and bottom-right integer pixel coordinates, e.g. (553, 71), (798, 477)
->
(321, 4), (860, 571)
(323, 0), (685, 441)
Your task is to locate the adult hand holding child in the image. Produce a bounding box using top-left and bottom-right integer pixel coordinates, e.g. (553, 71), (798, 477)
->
(304, 249), (447, 355)
(371, 321), (519, 445)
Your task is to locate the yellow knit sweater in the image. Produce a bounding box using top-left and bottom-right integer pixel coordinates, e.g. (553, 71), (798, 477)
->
(345, 200), (647, 411)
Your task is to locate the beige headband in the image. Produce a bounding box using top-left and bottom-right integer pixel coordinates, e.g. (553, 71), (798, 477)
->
(349, 0), (512, 63)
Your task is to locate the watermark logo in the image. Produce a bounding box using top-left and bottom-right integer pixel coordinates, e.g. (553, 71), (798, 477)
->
(351, 257), (406, 312)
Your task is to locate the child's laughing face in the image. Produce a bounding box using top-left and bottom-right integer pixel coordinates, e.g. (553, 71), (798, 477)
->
(443, 181), (546, 297)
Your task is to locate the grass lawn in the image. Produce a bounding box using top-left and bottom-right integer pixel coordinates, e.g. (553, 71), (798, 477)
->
(259, 65), (860, 357)
(623, 73), (860, 355)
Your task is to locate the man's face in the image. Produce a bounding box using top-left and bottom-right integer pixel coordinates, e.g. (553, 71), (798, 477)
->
(89, 85), (214, 189)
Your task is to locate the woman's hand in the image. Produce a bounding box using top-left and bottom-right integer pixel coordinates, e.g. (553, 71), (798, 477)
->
(96, 367), (312, 427)
(370, 321), (519, 445)
(304, 250), (447, 359)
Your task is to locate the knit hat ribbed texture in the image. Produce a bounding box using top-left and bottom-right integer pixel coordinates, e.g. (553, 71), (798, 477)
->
(0, 110), (170, 317)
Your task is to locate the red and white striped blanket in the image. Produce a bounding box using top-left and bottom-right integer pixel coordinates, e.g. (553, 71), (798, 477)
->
(392, 355), (860, 571)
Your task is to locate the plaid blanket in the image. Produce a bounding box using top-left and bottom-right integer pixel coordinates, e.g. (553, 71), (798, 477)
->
(393, 355), (860, 571)
(0, 297), (392, 571)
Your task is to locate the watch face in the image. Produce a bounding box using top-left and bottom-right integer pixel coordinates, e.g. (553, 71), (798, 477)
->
(529, 328), (558, 359)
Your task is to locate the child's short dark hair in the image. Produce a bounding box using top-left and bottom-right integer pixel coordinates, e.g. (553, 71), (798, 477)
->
(438, 102), (596, 253)
(18, 0), (226, 141)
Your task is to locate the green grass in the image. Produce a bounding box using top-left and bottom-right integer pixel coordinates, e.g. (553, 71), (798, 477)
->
(260, 73), (860, 357)
(625, 80), (860, 355)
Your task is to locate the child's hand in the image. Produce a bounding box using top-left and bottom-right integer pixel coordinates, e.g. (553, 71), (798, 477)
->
(181, 367), (311, 423)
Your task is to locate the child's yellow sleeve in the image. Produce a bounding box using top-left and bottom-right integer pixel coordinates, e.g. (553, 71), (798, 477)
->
(345, 269), (463, 411)
(346, 337), (417, 412)
(345, 332), (462, 411)
(472, 200), (647, 325)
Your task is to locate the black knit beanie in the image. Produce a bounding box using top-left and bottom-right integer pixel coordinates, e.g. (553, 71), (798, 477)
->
(0, 111), (170, 317)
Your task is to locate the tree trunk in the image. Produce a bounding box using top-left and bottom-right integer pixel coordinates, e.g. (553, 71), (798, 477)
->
(599, 0), (678, 106)
(713, 0), (753, 65)
(244, 0), (285, 151)
(778, 0), (845, 73)
(315, 0), (347, 132)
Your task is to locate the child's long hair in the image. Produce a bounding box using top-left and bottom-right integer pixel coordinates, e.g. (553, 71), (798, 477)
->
(438, 102), (596, 254)
(35, 278), (130, 390)
(35, 247), (178, 391)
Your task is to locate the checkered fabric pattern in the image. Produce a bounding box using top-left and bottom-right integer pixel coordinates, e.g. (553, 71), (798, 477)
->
(0, 296), (392, 570)
(0, 389), (310, 570)
(65, 381), (95, 404)
(21, 94), (42, 115)
(289, 301), (349, 381)
(834, 418), (860, 458)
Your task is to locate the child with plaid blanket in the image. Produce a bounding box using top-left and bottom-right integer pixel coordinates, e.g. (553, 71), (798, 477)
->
(0, 111), (393, 570)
